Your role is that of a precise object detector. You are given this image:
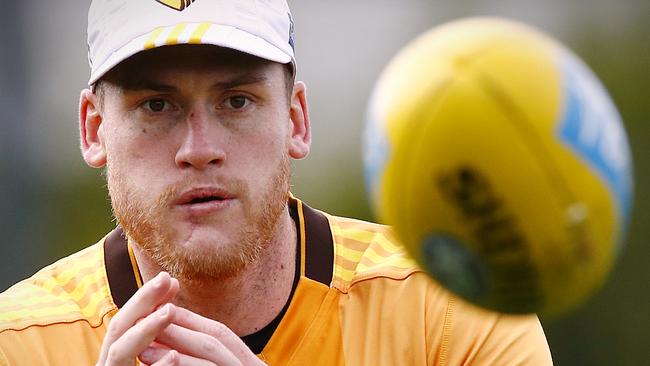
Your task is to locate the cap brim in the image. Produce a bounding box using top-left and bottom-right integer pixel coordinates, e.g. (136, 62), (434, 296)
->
(89, 22), (292, 85)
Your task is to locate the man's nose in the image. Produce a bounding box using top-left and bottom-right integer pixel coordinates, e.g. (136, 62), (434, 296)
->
(174, 110), (226, 170)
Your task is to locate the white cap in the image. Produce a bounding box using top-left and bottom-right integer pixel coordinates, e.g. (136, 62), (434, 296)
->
(87, 0), (296, 85)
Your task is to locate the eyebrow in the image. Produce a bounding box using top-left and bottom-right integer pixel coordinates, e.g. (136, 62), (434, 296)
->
(119, 73), (270, 92)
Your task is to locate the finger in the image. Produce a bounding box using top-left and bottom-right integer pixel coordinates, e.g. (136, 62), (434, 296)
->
(141, 347), (217, 366)
(155, 324), (242, 366)
(139, 346), (170, 365)
(99, 272), (179, 364)
(151, 350), (180, 366)
(167, 306), (258, 364)
(104, 304), (174, 365)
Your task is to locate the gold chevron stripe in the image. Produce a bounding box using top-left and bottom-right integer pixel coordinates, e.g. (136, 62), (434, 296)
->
(189, 22), (211, 44)
(144, 27), (165, 50)
(0, 285), (112, 323)
(0, 267), (106, 310)
(165, 23), (187, 46)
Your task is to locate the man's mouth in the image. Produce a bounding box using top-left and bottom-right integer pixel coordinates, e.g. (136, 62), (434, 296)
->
(188, 196), (223, 204)
(176, 188), (233, 206)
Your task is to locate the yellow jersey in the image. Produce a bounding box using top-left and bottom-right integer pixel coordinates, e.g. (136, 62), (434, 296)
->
(0, 197), (552, 365)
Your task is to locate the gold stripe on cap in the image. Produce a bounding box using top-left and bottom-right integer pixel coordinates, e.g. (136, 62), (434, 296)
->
(166, 23), (187, 45)
(188, 22), (211, 44)
(144, 27), (165, 50)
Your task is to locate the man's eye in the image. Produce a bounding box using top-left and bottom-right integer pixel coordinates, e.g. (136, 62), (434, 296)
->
(143, 98), (171, 112)
(224, 96), (251, 110)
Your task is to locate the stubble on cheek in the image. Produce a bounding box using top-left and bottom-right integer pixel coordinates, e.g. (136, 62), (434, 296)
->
(105, 162), (166, 252)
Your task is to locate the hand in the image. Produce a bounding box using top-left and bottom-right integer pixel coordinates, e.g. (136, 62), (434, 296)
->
(96, 272), (266, 366)
(137, 306), (267, 366)
(97, 271), (179, 366)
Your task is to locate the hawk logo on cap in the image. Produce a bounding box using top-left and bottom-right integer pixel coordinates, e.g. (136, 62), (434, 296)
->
(155, 0), (196, 11)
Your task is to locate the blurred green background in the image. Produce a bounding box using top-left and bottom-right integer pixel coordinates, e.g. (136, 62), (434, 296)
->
(0, 1), (647, 364)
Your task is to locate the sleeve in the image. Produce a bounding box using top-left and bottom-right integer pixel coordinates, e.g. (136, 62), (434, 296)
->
(0, 324), (105, 366)
(434, 295), (554, 366)
(0, 330), (35, 366)
(0, 345), (8, 366)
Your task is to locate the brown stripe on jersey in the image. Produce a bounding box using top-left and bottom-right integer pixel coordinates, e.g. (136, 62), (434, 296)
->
(300, 202), (334, 286)
(103, 227), (138, 308)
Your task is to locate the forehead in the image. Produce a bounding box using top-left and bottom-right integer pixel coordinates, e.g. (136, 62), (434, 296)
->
(100, 45), (284, 88)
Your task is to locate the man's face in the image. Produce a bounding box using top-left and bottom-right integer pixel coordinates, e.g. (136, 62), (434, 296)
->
(91, 46), (302, 282)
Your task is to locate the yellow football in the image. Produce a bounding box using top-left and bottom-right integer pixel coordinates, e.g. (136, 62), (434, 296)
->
(363, 17), (634, 317)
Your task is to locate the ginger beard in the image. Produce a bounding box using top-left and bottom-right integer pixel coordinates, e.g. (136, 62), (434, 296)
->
(106, 154), (291, 283)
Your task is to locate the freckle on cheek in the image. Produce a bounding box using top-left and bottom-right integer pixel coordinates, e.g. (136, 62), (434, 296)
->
(142, 128), (147, 134)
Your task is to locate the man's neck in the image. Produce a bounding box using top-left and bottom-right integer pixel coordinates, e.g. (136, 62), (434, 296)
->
(130, 209), (297, 336)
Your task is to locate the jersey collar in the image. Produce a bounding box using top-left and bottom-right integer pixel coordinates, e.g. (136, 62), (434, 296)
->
(103, 196), (335, 308)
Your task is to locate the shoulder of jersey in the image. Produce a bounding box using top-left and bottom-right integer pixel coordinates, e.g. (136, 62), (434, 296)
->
(0, 241), (116, 332)
(325, 213), (423, 292)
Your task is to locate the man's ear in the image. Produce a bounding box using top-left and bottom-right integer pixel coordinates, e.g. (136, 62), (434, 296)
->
(287, 81), (311, 160)
(79, 88), (107, 168)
